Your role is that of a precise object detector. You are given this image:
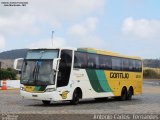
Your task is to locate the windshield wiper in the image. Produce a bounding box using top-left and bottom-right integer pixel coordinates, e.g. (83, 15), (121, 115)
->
(32, 61), (41, 85)
(32, 63), (38, 83)
(32, 64), (37, 80)
(35, 65), (40, 82)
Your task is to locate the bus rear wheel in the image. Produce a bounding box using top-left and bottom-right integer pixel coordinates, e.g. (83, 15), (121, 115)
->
(42, 100), (51, 105)
(127, 87), (133, 100)
(120, 87), (127, 101)
(70, 89), (80, 105)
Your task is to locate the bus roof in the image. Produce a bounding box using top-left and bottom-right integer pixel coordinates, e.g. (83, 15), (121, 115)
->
(29, 47), (77, 51)
(28, 47), (141, 60)
(77, 48), (142, 60)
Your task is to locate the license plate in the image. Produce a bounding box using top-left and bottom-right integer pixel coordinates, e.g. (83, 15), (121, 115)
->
(32, 95), (38, 97)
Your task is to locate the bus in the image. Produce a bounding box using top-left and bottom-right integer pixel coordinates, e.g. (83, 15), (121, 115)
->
(14, 47), (143, 105)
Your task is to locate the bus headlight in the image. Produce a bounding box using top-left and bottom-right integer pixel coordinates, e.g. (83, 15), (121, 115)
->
(45, 88), (56, 92)
(20, 87), (25, 91)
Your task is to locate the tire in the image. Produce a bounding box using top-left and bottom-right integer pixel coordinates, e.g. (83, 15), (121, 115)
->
(42, 100), (51, 105)
(70, 89), (80, 105)
(127, 88), (133, 100)
(120, 88), (127, 101)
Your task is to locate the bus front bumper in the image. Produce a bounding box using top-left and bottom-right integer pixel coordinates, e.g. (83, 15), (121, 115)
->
(20, 90), (64, 101)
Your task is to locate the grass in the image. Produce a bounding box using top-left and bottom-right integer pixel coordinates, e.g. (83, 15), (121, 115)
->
(144, 67), (160, 74)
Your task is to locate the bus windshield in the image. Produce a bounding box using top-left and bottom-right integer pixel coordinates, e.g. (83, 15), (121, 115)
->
(21, 49), (59, 85)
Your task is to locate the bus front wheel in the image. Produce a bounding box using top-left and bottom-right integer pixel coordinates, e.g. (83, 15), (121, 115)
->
(70, 89), (80, 105)
(42, 100), (51, 105)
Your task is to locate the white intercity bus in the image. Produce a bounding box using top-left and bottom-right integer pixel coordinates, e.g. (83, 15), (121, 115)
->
(14, 48), (143, 105)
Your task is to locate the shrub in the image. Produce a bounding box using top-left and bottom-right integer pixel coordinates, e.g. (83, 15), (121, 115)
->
(0, 68), (17, 80)
(143, 69), (160, 79)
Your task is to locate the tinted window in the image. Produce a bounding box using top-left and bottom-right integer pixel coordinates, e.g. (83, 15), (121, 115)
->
(122, 58), (129, 71)
(128, 60), (134, 71)
(132, 60), (136, 71)
(26, 49), (58, 59)
(112, 57), (122, 70)
(99, 55), (112, 69)
(135, 60), (142, 72)
(74, 51), (142, 72)
(122, 59), (142, 72)
(88, 54), (99, 69)
(74, 52), (87, 68)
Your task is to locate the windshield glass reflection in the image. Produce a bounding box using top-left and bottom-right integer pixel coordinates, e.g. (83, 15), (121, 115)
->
(21, 60), (55, 85)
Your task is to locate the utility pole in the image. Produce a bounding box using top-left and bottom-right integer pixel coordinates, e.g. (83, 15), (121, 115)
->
(51, 30), (54, 48)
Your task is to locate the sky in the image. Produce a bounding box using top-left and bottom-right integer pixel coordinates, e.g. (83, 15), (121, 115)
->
(0, 0), (160, 59)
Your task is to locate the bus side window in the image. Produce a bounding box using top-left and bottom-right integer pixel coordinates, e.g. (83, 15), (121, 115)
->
(74, 52), (87, 68)
(88, 54), (95, 68)
(99, 55), (106, 69)
(112, 57), (122, 70)
(99, 55), (112, 70)
(132, 60), (136, 71)
(122, 58), (129, 71)
(88, 62), (94, 68)
(135, 60), (142, 72)
(105, 56), (112, 69)
(88, 54), (99, 69)
(128, 59), (133, 71)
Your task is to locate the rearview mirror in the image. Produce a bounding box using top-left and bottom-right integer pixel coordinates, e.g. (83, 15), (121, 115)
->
(14, 58), (24, 71)
(53, 58), (61, 71)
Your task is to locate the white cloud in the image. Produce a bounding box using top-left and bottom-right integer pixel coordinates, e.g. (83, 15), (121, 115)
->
(28, 0), (105, 20)
(67, 17), (106, 49)
(0, 14), (39, 36)
(0, 35), (6, 50)
(0, 0), (105, 21)
(68, 17), (98, 36)
(0, 0), (105, 50)
(122, 17), (160, 39)
(76, 36), (106, 49)
(28, 37), (66, 49)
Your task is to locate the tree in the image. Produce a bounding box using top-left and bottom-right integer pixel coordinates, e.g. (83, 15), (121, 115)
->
(0, 68), (17, 80)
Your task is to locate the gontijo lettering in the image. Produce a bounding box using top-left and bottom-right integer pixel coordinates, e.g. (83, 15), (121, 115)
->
(110, 72), (129, 79)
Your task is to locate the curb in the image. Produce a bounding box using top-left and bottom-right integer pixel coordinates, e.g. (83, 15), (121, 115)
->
(144, 81), (160, 86)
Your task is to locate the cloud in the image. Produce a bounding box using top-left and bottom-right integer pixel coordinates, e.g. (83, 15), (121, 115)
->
(76, 36), (106, 49)
(67, 17), (106, 49)
(0, 0), (105, 20)
(28, 37), (66, 49)
(0, 14), (39, 36)
(0, 0), (105, 50)
(28, 0), (105, 20)
(122, 17), (160, 39)
(68, 17), (98, 36)
(0, 35), (6, 50)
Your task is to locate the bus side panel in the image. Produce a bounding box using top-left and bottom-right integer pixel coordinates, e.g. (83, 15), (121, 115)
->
(71, 69), (114, 99)
(105, 71), (143, 96)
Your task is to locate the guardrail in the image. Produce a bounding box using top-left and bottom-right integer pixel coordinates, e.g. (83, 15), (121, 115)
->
(0, 80), (20, 89)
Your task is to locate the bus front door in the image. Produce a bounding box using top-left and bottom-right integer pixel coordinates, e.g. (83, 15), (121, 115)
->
(57, 50), (72, 87)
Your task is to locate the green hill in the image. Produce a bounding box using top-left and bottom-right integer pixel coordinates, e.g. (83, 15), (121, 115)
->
(0, 49), (28, 59)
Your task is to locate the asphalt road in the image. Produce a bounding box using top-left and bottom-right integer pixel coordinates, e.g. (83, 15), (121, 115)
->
(0, 80), (160, 119)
